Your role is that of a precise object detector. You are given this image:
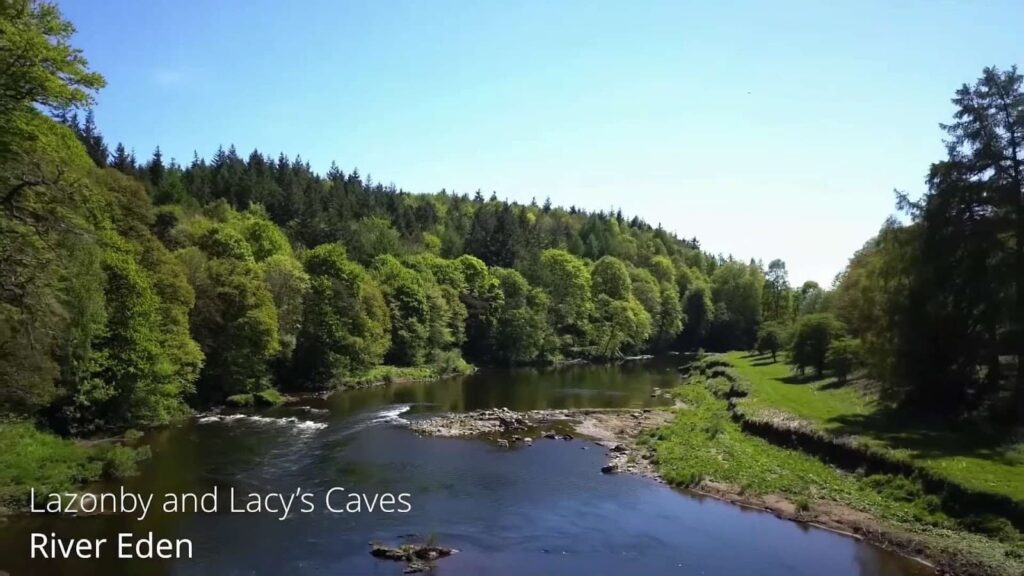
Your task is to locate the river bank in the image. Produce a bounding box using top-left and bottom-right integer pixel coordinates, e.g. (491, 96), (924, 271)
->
(648, 356), (1024, 576)
(409, 363), (1022, 576)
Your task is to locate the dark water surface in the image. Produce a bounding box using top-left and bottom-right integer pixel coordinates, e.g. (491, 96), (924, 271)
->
(1, 357), (933, 576)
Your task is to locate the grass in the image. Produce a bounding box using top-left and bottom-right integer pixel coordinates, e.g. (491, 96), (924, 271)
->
(646, 378), (1024, 575)
(0, 421), (149, 513)
(722, 351), (1024, 502)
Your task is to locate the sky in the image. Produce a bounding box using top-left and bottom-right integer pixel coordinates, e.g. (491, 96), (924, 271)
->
(59, 0), (1023, 285)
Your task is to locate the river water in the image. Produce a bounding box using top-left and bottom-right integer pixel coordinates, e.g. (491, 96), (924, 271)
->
(0, 357), (932, 576)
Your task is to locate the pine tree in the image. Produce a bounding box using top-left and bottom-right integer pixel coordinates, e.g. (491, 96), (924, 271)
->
(111, 142), (133, 174)
(80, 109), (108, 167)
(148, 146), (165, 187)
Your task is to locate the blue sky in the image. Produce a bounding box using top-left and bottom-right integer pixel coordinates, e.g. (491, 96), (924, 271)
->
(60, 0), (1023, 285)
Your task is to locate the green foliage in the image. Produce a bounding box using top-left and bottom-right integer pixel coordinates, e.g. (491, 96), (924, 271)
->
(240, 215), (292, 261)
(260, 253), (309, 359)
(755, 321), (787, 362)
(708, 260), (764, 350)
(591, 256), (632, 300)
(491, 268), (554, 365)
(197, 224), (255, 262)
(179, 249), (280, 400)
(761, 259), (792, 322)
(826, 337), (862, 383)
(293, 244), (390, 387)
(534, 249), (592, 352)
(0, 0), (105, 116)
(255, 388), (285, 406)
(373, 255), (431, 366)
(0, 421), (145, 512)
(345, 216), (402, 264)
(654, 280), (684, 350)
(725, 351), (1024, 503)
(790, 313), (844, 377)
(225, 393), (255, 407)
(680, 282), (713, 348)
(629, 267), (661, 323)
(591, 295), (652, 358)
(456, 255), (504, 360)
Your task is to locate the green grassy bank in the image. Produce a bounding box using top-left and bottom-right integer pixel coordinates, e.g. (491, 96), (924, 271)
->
(644, 355), (1024, 576)
(723, 352), (1024, 502)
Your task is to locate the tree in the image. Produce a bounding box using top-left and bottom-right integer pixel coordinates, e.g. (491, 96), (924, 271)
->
(110, 143), (133, 174)
(491, 268), (552, 365)
(591, 295), (652, 358)
(455, 255), (503, 361)
(591, 256), (631, 300)
(653, 280), (684, 350)
(178, 249), (280, 400)
(679, 283), (713, 349)
(534, 249), (592, 351)
(924, 66), (1023, 419)
(827, 337), (862, 384)
(756, 322), (787, 362)
(261, 254), (309, 360)
(240, 215), (292, 262)
(293, 244), (389, 386)
(0, 0), (105, 115)
(762, 259), (791, 322)
(344, 216), (401, 265)
(147, 147), (165, 188)
(372, 255), (430, 366)
(79, 109), (107, 167)
(709, 261), (763, 350)
(790, 314), (844, 377)
(794, 280), (828, 317)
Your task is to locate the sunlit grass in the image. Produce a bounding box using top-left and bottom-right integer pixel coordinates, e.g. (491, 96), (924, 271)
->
(722, 351), (1024, 502)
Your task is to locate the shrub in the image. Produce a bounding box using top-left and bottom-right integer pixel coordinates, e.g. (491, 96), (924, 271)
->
(97, 444), (148, 480)
(254, 389), (285, 406)
(225, 393), (255, 407)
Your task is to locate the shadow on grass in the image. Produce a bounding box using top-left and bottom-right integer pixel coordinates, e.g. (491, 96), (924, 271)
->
(778, 373), (822, 385)
(827, 409), (1019, 464)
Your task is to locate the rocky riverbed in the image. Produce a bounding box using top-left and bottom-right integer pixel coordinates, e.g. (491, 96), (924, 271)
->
(409, 407), (673, 479)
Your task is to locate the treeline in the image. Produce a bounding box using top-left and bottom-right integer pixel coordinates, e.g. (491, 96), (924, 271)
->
(2, 1), (790, 435)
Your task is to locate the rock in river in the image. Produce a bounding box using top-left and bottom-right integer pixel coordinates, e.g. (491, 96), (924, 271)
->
(370, 542), (458, 573)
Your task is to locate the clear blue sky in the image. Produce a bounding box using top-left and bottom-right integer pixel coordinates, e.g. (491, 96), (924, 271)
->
(59, 0), (1023, 285)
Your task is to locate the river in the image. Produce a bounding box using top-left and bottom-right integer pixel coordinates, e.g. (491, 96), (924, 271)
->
(0, 356), (932, 575)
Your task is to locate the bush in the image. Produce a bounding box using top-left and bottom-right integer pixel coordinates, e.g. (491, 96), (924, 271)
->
(959, 515), (1021, 544)
(97, 444), (149, 480)
(0, 422), (148, 511)
(430, 350), (474, 377)
(254, 389), (285, 406)
(225, 393), (255, 407)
